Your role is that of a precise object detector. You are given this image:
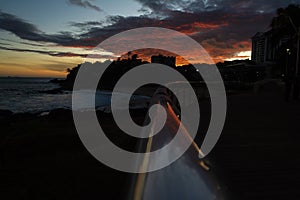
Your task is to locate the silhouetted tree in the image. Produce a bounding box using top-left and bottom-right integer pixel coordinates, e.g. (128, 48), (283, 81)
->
(127, 51), (132, 60)
(132, 54), (138, 60)
(270, 4), (300, 74)
(270, 4), (300, 49)
(271, 4), (300, 34)
(271, 4), (300, 100)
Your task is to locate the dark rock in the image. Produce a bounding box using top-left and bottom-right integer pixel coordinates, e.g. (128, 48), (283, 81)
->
(0, 109), (13, 121)
(49, 78), (64, 83)
(39, 88), (64, 94)
(47, 108), (72, 121)
(11, 112), (36, 122)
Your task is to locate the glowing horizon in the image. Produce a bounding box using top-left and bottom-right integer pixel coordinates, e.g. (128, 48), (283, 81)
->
(1, 0), (291, 77)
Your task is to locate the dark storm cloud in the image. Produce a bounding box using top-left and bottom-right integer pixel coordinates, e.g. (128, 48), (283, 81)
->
(0, 10), (128, 47)
(0, 45), (81, 57)
(136, 0), (298, 13)
(71, 0), (300, 60)
(1, 0), (300, 61)
(0, 10), (102, 48)
(0, 45), (113, 59)
(69, 21), (103, 29)
(0, 11), (78, 46)
(0, 10), (43, 41)
(132, 0), (300, 60)
(67, 0), (102, 12)
(19, 41), (48, 47)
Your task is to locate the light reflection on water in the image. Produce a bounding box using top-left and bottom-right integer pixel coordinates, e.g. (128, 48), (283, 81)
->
(0, 77), (149, 113)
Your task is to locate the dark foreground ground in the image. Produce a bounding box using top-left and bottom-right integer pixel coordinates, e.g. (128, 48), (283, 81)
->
(208, 91), (300, 199)
(0, 89), (300, 199)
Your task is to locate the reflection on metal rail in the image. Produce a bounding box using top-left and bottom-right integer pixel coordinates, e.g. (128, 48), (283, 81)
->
(128, 85), (224, 200)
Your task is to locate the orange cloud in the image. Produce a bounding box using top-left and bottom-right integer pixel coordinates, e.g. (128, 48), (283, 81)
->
(174, 21), (227, 35)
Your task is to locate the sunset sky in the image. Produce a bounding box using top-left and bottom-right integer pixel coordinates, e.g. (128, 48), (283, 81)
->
(0, 0), (299, 77)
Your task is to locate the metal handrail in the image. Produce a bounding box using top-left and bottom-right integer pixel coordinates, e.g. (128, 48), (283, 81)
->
(127, 86), (223, 200)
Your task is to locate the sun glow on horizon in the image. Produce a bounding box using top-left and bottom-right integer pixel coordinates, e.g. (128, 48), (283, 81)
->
(225, 51), (252, 61)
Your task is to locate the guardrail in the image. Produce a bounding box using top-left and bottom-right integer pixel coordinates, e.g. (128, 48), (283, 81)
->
(127, 85), (224, 200)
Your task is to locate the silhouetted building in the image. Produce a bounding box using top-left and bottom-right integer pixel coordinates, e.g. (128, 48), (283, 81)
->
(151, 55), (176, 67)
(251, 31), (291, 63)
(251, 32), (268, 63)
(218, 61), (266, 84)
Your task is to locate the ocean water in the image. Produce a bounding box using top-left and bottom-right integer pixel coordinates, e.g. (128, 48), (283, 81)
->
(0, 77), (149, 113)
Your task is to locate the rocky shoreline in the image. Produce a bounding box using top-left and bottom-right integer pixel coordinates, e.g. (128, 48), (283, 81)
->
(0, 106), (149, 199)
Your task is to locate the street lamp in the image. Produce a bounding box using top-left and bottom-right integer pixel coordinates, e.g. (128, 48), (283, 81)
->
(286, 48), (291, 76)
